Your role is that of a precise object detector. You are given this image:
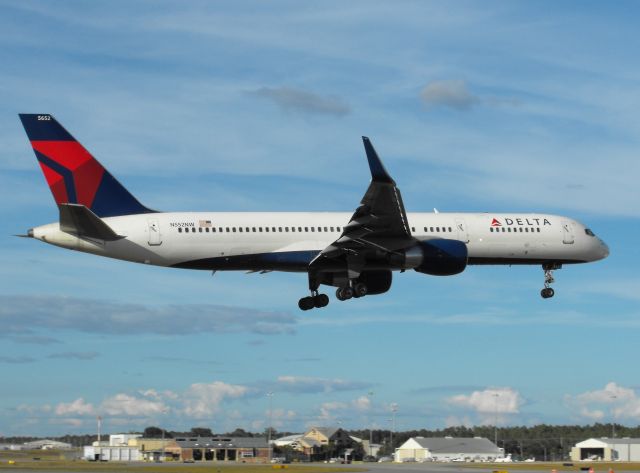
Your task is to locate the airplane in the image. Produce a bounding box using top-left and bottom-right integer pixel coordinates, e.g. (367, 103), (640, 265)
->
(18, 114), (609, 311)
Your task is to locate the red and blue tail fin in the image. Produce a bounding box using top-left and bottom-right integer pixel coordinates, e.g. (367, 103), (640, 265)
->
(19, 114), (155, 218)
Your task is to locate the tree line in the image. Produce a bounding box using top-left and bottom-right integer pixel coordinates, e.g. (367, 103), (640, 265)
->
(2, 423), (637, 460)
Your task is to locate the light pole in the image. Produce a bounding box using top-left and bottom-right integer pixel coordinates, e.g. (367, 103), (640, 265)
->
(267, 392), (274, 463)
(368, 391), (374, 456)
(390, 403), (398, 450)
(493, 393), (499, 448)
(611, 394), (617, 439)
(160, 409), (167, 461)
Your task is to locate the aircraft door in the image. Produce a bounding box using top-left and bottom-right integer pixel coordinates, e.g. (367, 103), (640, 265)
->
(562, 220), (574, 244)
(456, 218), (469, 243)
(147, 219), (162, 246)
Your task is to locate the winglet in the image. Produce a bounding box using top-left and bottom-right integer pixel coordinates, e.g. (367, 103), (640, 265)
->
(362, 136), (394, 184)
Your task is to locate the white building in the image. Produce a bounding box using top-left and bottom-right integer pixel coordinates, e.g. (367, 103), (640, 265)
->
(109, 434), (141, 446)
(571, 438), (640, 462)
(83, 445), (142, 461)
(395, 436), (502, 462)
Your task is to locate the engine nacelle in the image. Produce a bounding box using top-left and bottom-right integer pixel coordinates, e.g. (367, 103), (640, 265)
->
(414, 239), (468, 276)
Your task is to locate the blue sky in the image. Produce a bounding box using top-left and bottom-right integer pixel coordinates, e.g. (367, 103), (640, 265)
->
(1, 0), (640, 437)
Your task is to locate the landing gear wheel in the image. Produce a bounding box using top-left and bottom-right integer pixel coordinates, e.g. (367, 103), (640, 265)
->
(298, 296), (315, 311)
(353, 282), (368, 298)
(541, 287), (555, 299)
(336, 287), (353, 301)
(314, 294), (329, 308)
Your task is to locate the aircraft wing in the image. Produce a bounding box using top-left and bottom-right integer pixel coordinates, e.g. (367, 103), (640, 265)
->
(311, 137), (414, 278)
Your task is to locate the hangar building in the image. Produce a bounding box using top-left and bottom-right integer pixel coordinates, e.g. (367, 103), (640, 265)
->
(395, 436), (502, 462)
(571, 438), (640, 461)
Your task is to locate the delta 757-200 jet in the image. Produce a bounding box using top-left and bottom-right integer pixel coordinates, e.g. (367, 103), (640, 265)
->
(19, 114), (609, 310)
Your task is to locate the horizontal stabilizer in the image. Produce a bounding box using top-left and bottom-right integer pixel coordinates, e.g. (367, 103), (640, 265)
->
(59, 203), (123, 241)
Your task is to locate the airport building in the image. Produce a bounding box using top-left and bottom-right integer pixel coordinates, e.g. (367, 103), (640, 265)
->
(571, 438), (640, 462)
(395, 436), (502, 462)
(173, 436), (269, 462)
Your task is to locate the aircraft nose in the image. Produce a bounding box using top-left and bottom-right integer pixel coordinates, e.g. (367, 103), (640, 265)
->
(600, 239), (610, 259)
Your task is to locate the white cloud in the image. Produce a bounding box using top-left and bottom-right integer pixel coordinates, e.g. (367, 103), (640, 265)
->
(447, 387), (523, 425)
(55, 398), (95, 416)
(566, 382), (640, 421)
(251, 87), (350, 117)
(0, 295), (297, 337)
(101, 393), (167, 417)
(420, 80), (480, 110)
(276, 375), (372, 393)
(182, 381), (248, 418)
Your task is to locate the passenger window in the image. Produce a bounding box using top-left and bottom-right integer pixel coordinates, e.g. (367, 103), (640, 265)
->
(436, 227), (440, 232)
(239, 227), (243, 232)
(449, 227), (452, 232)
(330, 227), (335, 232)
(502, 228), (506, 232)
(324, 227), (328, 232)
(285, 227), (289, 232)
(279, 227), (282, 232)
(311, 227), (315, 232)
(305, 227), (308, 232)
(266, 227), (269, 232)
(489, 228), (493, 232)
(537, 228), (541, 232)
(298, 227), (302, 232)
(430, 227), (434, 232)
(226, 227), (230, 232)
(259, 227), (263, 232)
(206, 227), (210, 232)
(519, 228), (523, 232)
(178, 227), (182, 233)
(191, 227), (196, 233)
(212, 228), (216, 232)
(198, 228), (202, 233)
(411, 227), (415, 232)
(272, 227), (276, 232)
(233, 227), (237, 232)
(291, 227), (296, 232)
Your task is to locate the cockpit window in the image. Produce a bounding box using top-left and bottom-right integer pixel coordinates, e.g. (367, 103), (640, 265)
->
(585, 228), (595, 237)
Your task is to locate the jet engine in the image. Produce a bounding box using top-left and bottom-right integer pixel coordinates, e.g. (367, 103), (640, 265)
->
(391, 239), (468, 276)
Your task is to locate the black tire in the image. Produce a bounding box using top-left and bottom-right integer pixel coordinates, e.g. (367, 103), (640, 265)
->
(540, 288), (555, 299)
(336, 288), (347, 301)
(342, 286), (354, 300)
(354, 282), (368, 298)
(314, 294), (329, 308)
(298, 297), (314, 311)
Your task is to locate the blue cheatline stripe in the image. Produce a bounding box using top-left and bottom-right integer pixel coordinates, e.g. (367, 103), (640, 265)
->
(34, 149), (77, 204)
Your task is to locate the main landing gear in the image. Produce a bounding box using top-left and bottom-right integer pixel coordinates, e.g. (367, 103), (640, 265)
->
(299, 274), (370, 310)
(541, 263), (561, 299)
(298, 292), (329, 311)
(336, 282), (368, 301)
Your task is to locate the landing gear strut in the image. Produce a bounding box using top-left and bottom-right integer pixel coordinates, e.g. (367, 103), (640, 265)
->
(541, 263), (561, 299)
(299, 272), (329, 311)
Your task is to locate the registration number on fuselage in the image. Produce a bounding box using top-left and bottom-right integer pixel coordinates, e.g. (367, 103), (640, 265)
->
(169, 222), (194, 228)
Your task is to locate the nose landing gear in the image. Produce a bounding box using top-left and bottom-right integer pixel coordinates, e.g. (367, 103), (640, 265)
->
(541, 263), (561, 299)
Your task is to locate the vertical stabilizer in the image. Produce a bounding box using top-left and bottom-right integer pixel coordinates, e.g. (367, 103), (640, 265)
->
(19, 114), (155, 218)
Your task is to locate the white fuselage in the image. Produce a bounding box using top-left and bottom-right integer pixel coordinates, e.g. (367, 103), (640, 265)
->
(31, 211), (609, 271)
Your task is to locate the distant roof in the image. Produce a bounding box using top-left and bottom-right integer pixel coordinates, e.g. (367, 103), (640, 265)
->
(174, 437), (268, 449)
(407, 437), (500, 454)
(578, 438), (640, 446)
(307, 427), (339, 438)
